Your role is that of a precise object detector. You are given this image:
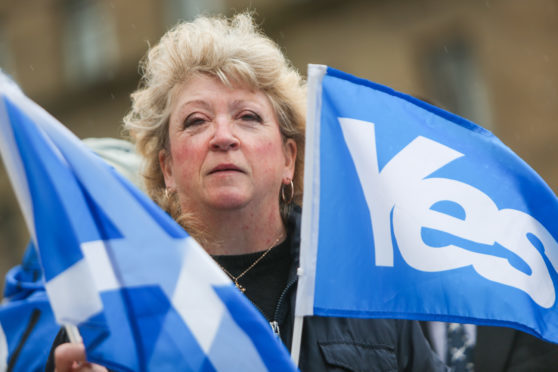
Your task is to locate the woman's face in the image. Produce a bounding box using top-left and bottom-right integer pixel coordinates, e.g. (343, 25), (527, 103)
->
(160, 74), (297, 216)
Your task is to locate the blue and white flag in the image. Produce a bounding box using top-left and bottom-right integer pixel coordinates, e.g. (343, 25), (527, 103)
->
(296, 65), (558, 344)
(0, 72), (297, 371)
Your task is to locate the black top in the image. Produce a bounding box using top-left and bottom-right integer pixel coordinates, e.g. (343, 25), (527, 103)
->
(212, 237), (291, 321)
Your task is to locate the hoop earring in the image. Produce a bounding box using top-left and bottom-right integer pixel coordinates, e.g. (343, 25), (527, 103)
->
(281, 179), (294, 204)
(164, 188), (174, 200)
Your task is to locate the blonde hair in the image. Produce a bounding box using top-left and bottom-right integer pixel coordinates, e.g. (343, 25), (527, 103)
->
(123, 12), (306, 235)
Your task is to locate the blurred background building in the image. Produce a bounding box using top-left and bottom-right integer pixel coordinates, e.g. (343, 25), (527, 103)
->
(1, 0), (557, 289)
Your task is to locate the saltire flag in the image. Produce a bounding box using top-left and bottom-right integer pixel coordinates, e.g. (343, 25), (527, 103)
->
(295, 64), (558, 344)
(0, 71), (297, 371)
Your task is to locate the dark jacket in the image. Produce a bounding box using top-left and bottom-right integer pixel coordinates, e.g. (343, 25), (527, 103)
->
(275, 207), (447, 371)
(421, 321), (558, 372)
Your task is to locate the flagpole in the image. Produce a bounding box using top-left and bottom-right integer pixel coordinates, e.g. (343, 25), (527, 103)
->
(290, 315), (304, 366)
(64, 324), (83, 344)
(290, 64), (327, 367)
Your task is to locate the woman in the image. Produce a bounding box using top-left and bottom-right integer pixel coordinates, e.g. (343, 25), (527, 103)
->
(50, 13), (445, 371)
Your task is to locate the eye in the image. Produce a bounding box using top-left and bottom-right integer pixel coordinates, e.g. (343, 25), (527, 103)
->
(183, 114), (207, 128)
(239, 111), (262, 123)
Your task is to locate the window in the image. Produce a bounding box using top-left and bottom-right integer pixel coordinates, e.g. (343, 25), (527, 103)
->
(422, 37), (493, 130)
(64, 0), (118, 86)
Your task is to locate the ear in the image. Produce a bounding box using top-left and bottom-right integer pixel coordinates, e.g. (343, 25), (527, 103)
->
(282, 138), (297, 181)
(159, 149), (176, 190)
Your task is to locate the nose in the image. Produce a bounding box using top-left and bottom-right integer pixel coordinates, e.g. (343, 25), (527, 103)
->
(209, 118), (239, 151)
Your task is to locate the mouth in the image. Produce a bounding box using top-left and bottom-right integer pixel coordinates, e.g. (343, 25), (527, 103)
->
(208, 164), (244, 175)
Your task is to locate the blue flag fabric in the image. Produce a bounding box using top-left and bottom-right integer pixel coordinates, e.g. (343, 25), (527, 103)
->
(0, 243), (59, 372)
(0, 138), (147, 371)
(296, 65), (558, 344)
(0, 72), (297, 371)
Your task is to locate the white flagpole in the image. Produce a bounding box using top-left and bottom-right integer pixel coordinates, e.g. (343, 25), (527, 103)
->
(65, 324), (83, 344)
(290, 64), (327, 366)
(290, 315), (304, 366)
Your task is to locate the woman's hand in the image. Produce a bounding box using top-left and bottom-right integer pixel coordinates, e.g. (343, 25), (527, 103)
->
(54, 343), (108, 372)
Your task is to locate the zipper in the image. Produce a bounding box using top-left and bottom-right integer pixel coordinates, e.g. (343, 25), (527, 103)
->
(270, 320), (281, 337)
(246, 299), (280, 338)
(270, 275), (299, 341)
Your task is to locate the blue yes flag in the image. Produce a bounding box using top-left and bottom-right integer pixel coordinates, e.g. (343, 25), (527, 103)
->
(295, 65), (558, 344)
(0, 72), (297, 371)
